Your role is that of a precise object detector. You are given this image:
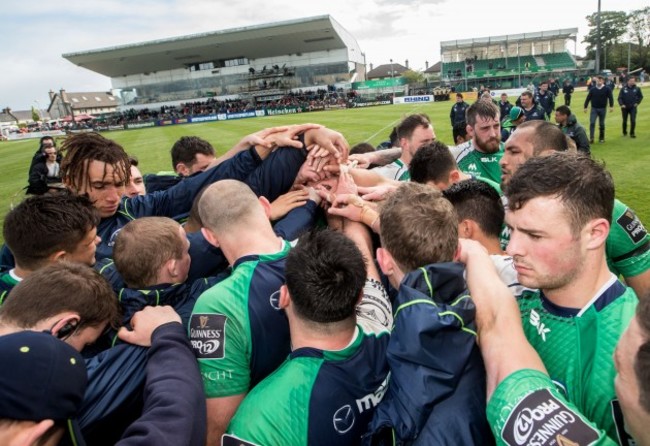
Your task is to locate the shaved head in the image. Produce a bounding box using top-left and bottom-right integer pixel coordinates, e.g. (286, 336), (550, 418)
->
(198, 180), (262, 235)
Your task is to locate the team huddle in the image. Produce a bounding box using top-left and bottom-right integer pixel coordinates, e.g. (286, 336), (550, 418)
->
(0, 90), (648, 446)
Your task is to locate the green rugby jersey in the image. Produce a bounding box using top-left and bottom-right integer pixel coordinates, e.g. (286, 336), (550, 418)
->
(0, 271), (20, 305)
(225, 324), (390, 446)
(190, 241), (291, 398)
(606, 199), (650, 278)
(517, 277), (637, 443)
(488, 369), (615, 446)
(456, 141), (504, 184)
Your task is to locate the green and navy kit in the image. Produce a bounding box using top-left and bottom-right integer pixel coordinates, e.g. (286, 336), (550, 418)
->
(606, 199), (650, 278)
(372, 159), (410, 181)
(517, 276), (637, 443)
(488, 369), (615, 446)
(225, 323), (390, 446)
(455, 141), (504, 184)
(0, 270), (20, 305)
(190, 241), (291, 397)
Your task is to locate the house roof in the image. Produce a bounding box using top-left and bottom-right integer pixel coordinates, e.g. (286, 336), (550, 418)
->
(0, 110), (50, 123)
(49, 92), (118, 111)
(62, 15), (360, 78)
(424, 61), (441, 73)
(367, 63), (409, 79)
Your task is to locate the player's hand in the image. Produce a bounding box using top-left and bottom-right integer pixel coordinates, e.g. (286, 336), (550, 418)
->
(620, 105), (626, 109)
(328, 193), (366, 222)
(306, 145), (337, 172)
(583, 108), (588, 113)
(456, 238), (489, 264)
(333, 164), (357, 196)
(118, 306), (181, 347)
(358, 184), (398, 202)
(293, 159), (330, 186)
(304, 127), (350, 162)
(270, 190), (309, 220)
(609, 108), (613, 113)
(239, 126), (289, 149)
(261, 124), (322, 149)
(348, 152), (375, 169)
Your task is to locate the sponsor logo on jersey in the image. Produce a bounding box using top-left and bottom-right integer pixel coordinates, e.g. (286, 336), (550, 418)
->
(356, 374), (390, 413)
(529, 309), (550, 342)
(480, 156), (498, 163)
(190, 313), (226, 359)
(332, 404), (355, 434)
(468, 163), (478, 171)
(617, 209), (648, 244)
(501, 388), (600, 446)
(269, 289), (281, 310)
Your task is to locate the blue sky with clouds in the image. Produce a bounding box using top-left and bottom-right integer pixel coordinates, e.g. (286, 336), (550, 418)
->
(2, 0), (646, 110)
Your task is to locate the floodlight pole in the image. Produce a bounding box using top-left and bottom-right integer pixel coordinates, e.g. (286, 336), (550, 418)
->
(390, 59), (395, 100)
(595, 0), (601, 73)
(628, 41), (631, 72)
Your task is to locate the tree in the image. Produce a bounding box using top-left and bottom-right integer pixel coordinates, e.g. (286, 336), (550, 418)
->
(583, 11), (628, 68)
(401, 69), (424, 85)
(628, 7), (650, 69)
(31, 106), (40, 122)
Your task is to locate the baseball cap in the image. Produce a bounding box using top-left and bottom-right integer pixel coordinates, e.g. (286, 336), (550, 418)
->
(0, 331), (87, 445)
(509, 106), (524, 121)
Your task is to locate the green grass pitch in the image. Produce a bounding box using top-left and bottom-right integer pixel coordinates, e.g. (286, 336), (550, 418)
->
(0, 89), (648, 244)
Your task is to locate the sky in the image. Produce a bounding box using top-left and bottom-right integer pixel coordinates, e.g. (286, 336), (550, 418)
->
(2, 0), (645, 111)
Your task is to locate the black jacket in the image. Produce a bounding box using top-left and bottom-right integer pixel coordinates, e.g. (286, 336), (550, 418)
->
(618, 85), (644, 108)
(584, 86), (614, 109)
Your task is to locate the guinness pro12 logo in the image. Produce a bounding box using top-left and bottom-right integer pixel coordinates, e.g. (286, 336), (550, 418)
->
(190, 313), (227, 359)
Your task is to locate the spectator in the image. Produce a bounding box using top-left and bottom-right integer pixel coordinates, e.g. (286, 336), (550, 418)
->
(562, 78), (575, 106)
(520, 91), (545, 121)
(618, 76), (644, 139)
(26, 146), (62, 195)
(583, 75), (614, 143)
(534, 81), (555, 120)
(497, 93), (512, 123)
(450, 93), (469, 128)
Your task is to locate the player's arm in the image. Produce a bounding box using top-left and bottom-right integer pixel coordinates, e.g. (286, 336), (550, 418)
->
(459, 238), (546, 399)
(625, 271), (650, 301)
(349, 147), (401, 168)
(206, 394), (245, 445)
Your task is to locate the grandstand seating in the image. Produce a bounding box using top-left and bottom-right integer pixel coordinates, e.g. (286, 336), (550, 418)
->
(541, 52), (575, 70)
(442, 52), (574, 79)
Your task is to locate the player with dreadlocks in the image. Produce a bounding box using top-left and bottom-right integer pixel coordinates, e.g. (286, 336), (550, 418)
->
(56, 125), (348, 260)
